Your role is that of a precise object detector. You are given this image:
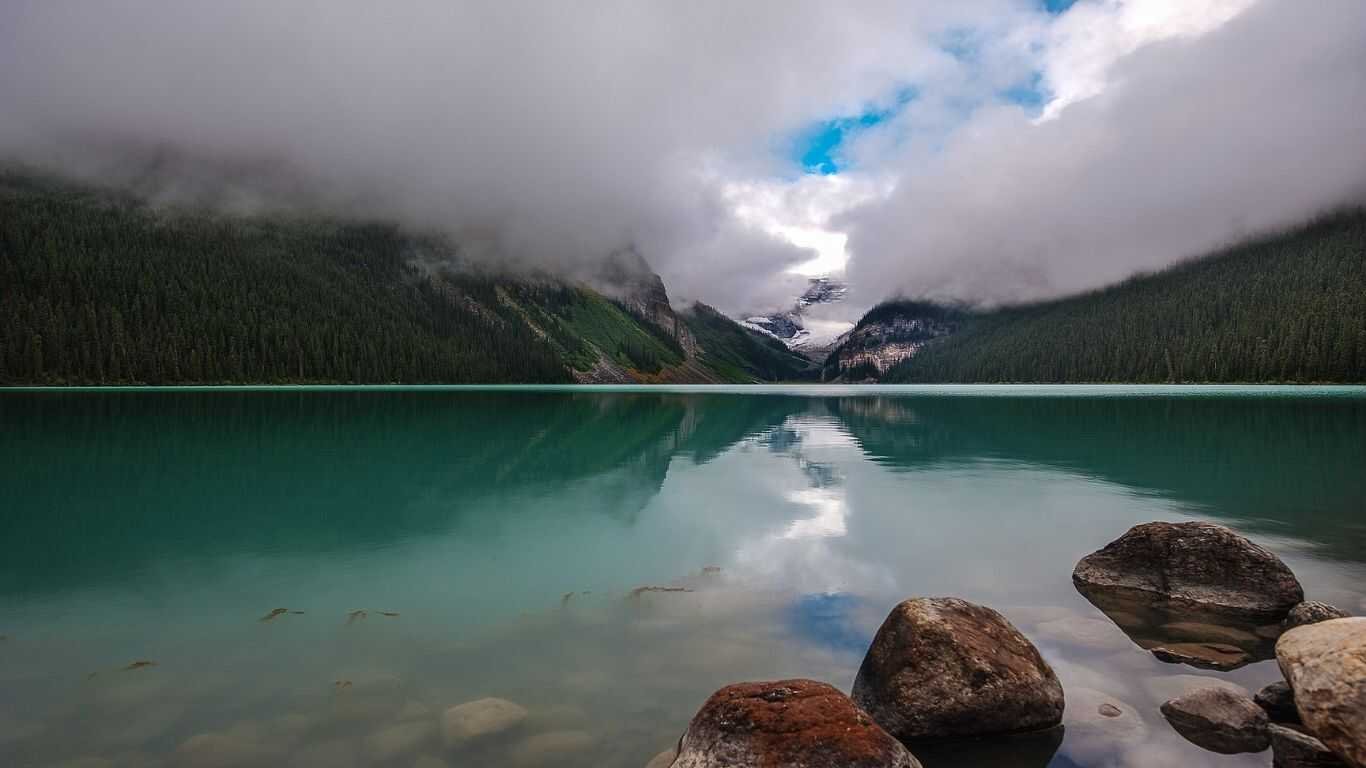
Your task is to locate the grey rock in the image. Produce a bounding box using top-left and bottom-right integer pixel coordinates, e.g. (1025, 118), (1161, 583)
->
(1257, 681), (1301, 724)
(1160, 686), (1270, 754)
(1276, 617), (1366, 767)
(1284, 602), (1351, 632)
(672, 679), (920, 768)
(1269, 724), (1347, 767)
(852, 597), (1064, 742)
(1073, 521), (1303, 622)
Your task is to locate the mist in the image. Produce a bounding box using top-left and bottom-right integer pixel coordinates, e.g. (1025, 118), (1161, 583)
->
(2, 0), (1363, 315)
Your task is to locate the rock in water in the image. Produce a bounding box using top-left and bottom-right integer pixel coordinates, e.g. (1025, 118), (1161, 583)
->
(672, 679), (921, 768)
(1276, 618), (1366, 767)
(851, 597), (1064, 742)
(1257, 681), (1301, 724)
(1269, 724), (1347, 767)
(1160, 686), (1270, 754)
(441, 697), (528, 748)
(1073, 521), (1303, 622)
(1284, 602), (1351, 632)
(1150, 642), (1254, 671)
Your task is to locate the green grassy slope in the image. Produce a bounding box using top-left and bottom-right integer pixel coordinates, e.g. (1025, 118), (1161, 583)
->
(0, 170), (773, 384)
(882, 210), (1366, 383)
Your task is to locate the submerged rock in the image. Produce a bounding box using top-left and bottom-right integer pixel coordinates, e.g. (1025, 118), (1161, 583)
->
(441, 697), (528, 748)
(672, 679), (920, 768)
(1269, 724), (1347, 768)
(1276, 617), (1366, 767)
(1064, 687), (1148, 747)
(1284, 602), (1351, 632)
(1150, 641), (1254, 671)
(851, 597), (1064, 742)
(1073, 521), (1303, 622)
(366, 720), (434, 763)
(1160, 686), (1270, 754)
(1257, 681), (1301, 724)
(510, 730), (595, 766)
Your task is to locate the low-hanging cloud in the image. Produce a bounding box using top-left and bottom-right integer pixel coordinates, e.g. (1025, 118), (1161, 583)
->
(0, 0), (1032, 314)
(1, 0), (1363, 315)
(842, 0), (1366, 304)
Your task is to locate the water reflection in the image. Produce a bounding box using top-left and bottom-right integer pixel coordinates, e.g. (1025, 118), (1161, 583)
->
(2, 388), (1364, 768)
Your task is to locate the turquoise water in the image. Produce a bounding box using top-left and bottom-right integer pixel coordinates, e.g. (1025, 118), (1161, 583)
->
(2, 386), (1364, 768)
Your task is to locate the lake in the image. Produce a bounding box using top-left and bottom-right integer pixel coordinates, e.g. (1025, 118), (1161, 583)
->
(2, 385), (1364, 768)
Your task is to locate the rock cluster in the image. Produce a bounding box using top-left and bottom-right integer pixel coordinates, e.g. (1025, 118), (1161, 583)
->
(1277, 618), (1366, 767)
(668, 521), (1361, 768)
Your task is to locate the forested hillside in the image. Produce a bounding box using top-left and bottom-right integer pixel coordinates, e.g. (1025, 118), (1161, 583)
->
(881, 210), (1366, 383)
(681, 303), (814, 382)
(0, 171), (794, 384)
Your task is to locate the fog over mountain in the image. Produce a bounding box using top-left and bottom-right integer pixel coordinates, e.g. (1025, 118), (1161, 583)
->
(2, 0), (1363, 314)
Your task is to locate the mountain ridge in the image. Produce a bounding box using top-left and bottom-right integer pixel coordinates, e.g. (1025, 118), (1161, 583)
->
(842, 210), (1366, 383)
(0, 170), (807, 385)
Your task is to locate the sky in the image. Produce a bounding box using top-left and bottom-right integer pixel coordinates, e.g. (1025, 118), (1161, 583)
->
(1, 0), (1363, 318)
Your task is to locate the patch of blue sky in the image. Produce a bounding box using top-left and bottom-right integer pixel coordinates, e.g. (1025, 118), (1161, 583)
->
(792, 87), (916, 175)
(1042, 0), (1079, 14)
(1001, 70), (1050, 115)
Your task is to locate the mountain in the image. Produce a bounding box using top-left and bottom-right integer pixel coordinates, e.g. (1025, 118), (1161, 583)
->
(821, 300), (964, 381)
(852, 210), (1366, 383)
(0, 170), (805, 385)
(743, 277), (850, 352)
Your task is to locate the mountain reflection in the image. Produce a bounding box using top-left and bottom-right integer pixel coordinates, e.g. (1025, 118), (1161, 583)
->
(2, 389), (1364, 598)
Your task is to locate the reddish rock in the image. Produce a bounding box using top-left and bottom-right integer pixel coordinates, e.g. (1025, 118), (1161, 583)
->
(672, 679), (920, 768)
(851, 597), (1064, 742)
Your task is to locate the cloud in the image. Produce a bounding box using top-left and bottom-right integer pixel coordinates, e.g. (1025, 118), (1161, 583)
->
(1, 0), (1361, 315)
(842, 0), (1366, 304)
(0, 0), (1032, 314)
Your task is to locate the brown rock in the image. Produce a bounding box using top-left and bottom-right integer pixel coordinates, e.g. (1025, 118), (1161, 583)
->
(1073, 521), (1303, 622)
(1276, 618), (1366, 767)
(1151, 642), (1254, 670)
(1283, 602), (1351, 632)
(1269, 723), (1347, 767)
(1160, 686), (1270, 754)
(851, 597), (1064, 742)
(672, 679), (920, 768)
(1257, 681), (1301, 724)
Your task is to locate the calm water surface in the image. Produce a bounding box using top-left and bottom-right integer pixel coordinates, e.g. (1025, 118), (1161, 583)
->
(2, 386), (1364, 768)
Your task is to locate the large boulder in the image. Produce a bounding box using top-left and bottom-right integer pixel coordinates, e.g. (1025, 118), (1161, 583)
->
(1073, 521), (1302, 622)
(1159, 686), (1270, 754)
(672, 679), (920, 768)
(1284, 602), (1351, 632)
(1269, 724), (1347, 768)
(851, 598), (1064, 742)
(1276, 618), (1366, 767)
